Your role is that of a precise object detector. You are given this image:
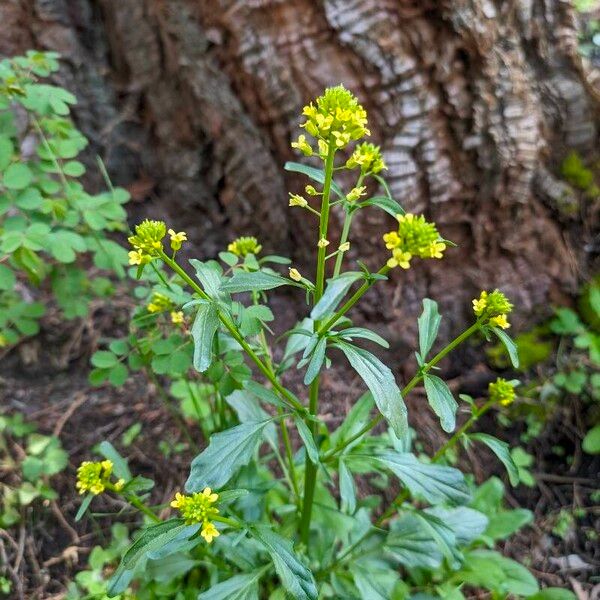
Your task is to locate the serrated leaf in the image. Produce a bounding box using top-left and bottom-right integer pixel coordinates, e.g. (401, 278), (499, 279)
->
(491, 327), (520, 368)
(311, 272), (363, 320)
(335, 341), (407, 440)
(191, 301), (219, 372)
(367, 452), (470, 505)
(185, 420), (269, 491)
(470, 433), (519, 486)
(385, 513), (443, 569)
(190, 259), (222, 298)
(418, 299), (442, 359)
(427, 506), (489, 545)
(423, 374), (457, 433)
(251, 526), (318, 600)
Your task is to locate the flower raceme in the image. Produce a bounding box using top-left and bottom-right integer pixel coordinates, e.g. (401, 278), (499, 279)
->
(346, 142), (386, 174)
(76, 460), (124, 496)
(488, 377), (517, 406)
(383, 213), (446, 269)
(227, 236), (262, 257)
(472, 290), (513, 329)
(170, 488), (221, 543)
(128, 220), (167, 261)
(293, 85), (369, 153)
(147, 292), (173, 314)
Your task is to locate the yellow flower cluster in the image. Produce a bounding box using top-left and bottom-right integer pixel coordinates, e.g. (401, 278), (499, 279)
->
(227, 236), (262, 257)
(488, 378), (516, 406)
(76, 460), (124, 495)
(171, 311), (184, 324)
(297, 85), (369, 150)
(147, 292), (173, 314)
(383, 214), (446, 269)
(472, 290), (513, 329)
(128, 220), (167, 264)
(346, 142), (386, 174)
(171, 488), (220, 543)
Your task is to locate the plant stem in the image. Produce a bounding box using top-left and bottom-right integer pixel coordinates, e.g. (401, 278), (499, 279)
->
(332, 208), (354, 277)
(106, 482), (161, 523)
(317, 265), (390, 336)
(299, 139), (336, 544)
(315, 140), (337, 300)
(322, 320), (483, 461)
(159, 251), (305, 416)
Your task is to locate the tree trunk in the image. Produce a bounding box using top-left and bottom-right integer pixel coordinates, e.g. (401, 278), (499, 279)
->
(1, 0), (598, 347)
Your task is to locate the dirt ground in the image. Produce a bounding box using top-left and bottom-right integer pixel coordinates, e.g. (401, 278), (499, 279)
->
(0, 294), (599, 599)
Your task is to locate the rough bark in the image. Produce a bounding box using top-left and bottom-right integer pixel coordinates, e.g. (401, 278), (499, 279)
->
(1, 0), (598, 348)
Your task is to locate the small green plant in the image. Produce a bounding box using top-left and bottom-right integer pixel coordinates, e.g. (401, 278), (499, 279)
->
(0, 413), (68, 528)
(72, 86), (575, 599)
(0, 51), (129, 348)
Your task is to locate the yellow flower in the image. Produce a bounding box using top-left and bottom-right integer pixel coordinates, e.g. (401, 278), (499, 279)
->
(489, 378), (517, 406)
(346, 186), (366, 202)
(346, 142), (386, 173)
(227, 236), (262, 257)
(291, 134), (313, 156)
(289, 268), (302, 282)
(168, 229), (187, 251)
(201, 521), (220, 543)
(305, 185), (319, 196)
(114, 479), (126, 491)
(170, 488), (220, 533)
(317, 237), (330, 248)
(128, 220), (166, 257)
(76, 460), (114, 496)
(171, 311), (184, 324)
(472, 290), (513, 327)
(289, 193), (308, 208)
(383, 213), (446, 269)
(300, 85), (369, 148)
(147, 292), (172, 314)
(339, 241), (350, 252)
(128, 250), (145, 265)
(490, 314), (510, 329)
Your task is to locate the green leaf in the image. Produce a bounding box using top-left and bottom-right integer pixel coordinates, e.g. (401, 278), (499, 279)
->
(491, 327), (520, 368)
(470, 433), (519, 486)
(251, 526), (318, 600)
(3, 163), (33, 190)
(284, 161), (343, 198)
(0, 264), (15, 290)
(427, 506), (488, 545)
(352, 564), (398, 600)
(0, 135), (14, 170)
(358, 195), (405, 217)
(455, 550), (539, 597)
(385, 513), (443, 569)
(186, 420), (269, 491)
(91, 351), (119, 368)
(582, 423), (600, 454)
(190, 259), (222, 298)
(367, 452), (471, 505)
(336, 327), (389, 348)
(303, 336), (326, 385)
(191, 301), (219, 372)
(75, 494), (94, 522)
(423, 374), (457, 433)
(294, 417), (319, 463)
(334, 341), (407, 440)
(338, 459), (356, 514)
(418, 298), (442, 359)
(198, 571), (262, 600)
(311, 272), (363, 320)
(98, 441), (132, 481)
(330, 392), (374, 449)
(108, 519), (199, 596)
(221, 271), (291, 293)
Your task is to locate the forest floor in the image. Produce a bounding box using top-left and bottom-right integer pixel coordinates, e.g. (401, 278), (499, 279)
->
(0, 294), (599, 599)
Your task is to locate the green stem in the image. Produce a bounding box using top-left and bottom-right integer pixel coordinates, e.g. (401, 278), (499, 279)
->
(298, 139), (337, 544)
(106, 482), (160, 523)
(299, 378), (320, 543)
(314, 139), (336, 301)
(322, 320), (483, 461)
(332, 208), (354, 277)
(158, 251), (306, 416)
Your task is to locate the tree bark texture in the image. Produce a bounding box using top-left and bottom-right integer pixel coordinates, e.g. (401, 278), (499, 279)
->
(1, 0), (598, 347)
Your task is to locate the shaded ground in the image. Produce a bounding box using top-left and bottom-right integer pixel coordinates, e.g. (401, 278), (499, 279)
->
(0, 294), (599, 599)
